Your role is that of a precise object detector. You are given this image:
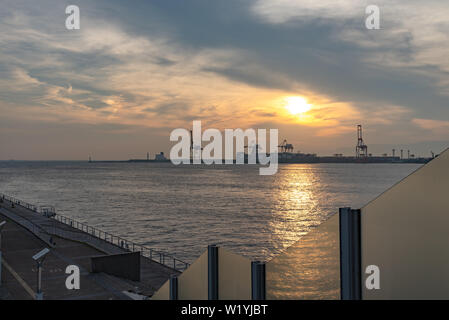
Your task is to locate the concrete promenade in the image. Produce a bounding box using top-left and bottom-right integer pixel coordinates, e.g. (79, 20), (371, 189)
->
(0, 198), (179, 300)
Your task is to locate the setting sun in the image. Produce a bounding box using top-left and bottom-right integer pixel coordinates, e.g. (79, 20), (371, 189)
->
(285, 97), (311, 115)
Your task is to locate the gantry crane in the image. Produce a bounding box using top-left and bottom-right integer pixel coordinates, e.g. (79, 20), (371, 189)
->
(356, 125), (368, 157)
(278, 139), (294, 153)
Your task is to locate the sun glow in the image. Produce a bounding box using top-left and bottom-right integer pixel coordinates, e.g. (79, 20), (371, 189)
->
(285, 96), (311, 115)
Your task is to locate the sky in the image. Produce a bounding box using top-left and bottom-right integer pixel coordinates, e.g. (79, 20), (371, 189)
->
(0, 0), (448, 160)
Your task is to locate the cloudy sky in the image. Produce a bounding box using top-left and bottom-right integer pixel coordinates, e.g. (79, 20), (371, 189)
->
(0, 0), (448, 160)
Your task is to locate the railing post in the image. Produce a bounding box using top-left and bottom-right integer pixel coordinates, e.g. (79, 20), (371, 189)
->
(208, 244), (219, 300)
(169, 275), (178, 300)
(339, 207), (362, 300)
(251, 261), (266, 300)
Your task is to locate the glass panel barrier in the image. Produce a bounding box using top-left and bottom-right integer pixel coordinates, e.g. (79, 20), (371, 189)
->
(361, 148), (449, 299)
(152, 279), (170, 300)
(178, 250), (208, 300)
(218, 247), (252, 300)
(266, 214), (340, 299)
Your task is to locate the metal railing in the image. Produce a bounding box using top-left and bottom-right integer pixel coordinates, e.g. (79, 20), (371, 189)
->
(0, 205), (54, 247)
(0, 193), (190, 272)
(0, 193), (39, 212)
(52, 213), (189, 271)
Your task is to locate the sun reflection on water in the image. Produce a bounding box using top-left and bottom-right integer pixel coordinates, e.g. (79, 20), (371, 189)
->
(267, 165), (323, 257)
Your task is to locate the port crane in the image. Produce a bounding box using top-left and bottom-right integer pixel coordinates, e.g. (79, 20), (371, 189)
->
(356, 125), (368, 157)
(278, 140), (294, 153)
(190, 130), (203, 159)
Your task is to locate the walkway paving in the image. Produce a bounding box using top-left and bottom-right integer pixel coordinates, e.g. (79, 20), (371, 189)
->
(0, 199), (179, 300)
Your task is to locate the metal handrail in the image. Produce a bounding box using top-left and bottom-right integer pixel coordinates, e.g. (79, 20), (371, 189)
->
(0, 193), (190, 272)
(0, 193), (38, 212)
(52, 213), (189, 271)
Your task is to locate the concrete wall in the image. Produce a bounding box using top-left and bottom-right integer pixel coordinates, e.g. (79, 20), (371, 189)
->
(362, 149), (449, 299)
(91, 251), (140, 281)
(266, 214), (340, 300)
(218, 247), (252, 299)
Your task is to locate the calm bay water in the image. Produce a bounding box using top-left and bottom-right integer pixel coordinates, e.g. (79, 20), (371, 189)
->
(0, 161), (420, 262)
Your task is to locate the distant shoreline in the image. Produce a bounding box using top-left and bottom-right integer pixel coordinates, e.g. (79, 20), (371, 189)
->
(0, 158), (431, 164)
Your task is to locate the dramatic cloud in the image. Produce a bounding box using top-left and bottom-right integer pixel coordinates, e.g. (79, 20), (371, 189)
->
(413, 119), (449, 135)
(0, 0), (447, 159)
